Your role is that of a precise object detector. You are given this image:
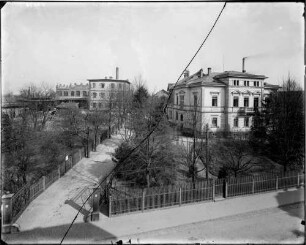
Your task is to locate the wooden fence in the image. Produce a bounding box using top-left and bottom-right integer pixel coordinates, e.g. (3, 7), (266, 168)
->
(109, 171), (304, 216)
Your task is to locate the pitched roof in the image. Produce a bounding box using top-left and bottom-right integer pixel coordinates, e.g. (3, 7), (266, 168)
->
(214, 71), (268, 79)
(176, 69), (225, 88)
(264, 82), (281, 89)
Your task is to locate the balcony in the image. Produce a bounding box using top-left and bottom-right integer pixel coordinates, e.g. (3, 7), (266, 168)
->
(237, 107), (256, 115)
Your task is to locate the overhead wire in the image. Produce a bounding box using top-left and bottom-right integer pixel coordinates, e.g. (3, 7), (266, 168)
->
(59, 2), (227, 244)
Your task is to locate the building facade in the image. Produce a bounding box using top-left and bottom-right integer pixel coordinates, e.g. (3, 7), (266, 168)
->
(55, 83), (89, 109)
(167, 67), (279, 135)
(88, 67), (130, 110)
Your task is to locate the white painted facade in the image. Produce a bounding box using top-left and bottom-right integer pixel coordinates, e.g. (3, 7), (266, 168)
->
(167, 68), (279, 134)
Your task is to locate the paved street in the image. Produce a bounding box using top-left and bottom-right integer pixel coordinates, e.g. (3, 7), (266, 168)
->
(118, 202), (304, 244)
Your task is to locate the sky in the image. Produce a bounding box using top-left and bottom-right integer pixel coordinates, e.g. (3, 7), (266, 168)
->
(1, 2), (304, 95)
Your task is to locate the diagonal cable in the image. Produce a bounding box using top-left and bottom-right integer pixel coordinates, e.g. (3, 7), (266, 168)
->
(60, 2), (227, 244)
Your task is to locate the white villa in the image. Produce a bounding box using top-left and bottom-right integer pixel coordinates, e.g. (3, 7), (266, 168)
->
(167, 67), (279, 135)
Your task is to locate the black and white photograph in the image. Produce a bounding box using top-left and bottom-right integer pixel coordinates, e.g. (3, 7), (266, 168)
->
(1, 1), (305, 244)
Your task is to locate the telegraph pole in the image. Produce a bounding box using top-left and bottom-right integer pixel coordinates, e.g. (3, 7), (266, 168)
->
(205, 124), (209, 185)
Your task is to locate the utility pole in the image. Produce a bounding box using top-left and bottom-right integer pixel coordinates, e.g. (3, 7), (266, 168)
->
(205, 124), (209, 185)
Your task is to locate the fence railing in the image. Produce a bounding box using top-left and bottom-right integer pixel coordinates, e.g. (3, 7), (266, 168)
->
(5, 127), (116, 226)
(11, 148), (84, 223)
(109, 171), (304, 216)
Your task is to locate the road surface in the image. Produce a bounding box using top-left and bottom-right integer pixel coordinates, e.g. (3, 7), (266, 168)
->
(115, 202), (304, 244)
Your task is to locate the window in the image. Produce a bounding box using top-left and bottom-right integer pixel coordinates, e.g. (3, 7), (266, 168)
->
(76, 91), (80, 96)
(98, 103), (102, 108)
(100, 83), (105, 88)
(180, 114), (183, 121)
(234, 80), (239, 86)
(254, 81), (260, 87)
(83, 91), (87, 96)
(244, 97), (249, 107)
(176, 95), (179, 105)
(244, 117), (249, 127)
(176, 111), (178, 120)
(58, 91), (62, 96)
(212, 96), (218, 107)
(169, 110), (173, 119)
(244, 80), (249, 86)
(193, 94), (198, 106)
(111, 83), (115, 89)
(119, 84), (122, 89)
(254, 97), (259, 109)
(233, 96), (239, 107)
(93, 103), (97, 108)
(93, 92), (97, 98)
(71, 91), (75, 96)
(234, 118), (238, 127)
(179, 95), (184, 106)
(212, 117), (218, 127)
(64, 91), (68, 96)
(92, 83), (96, 88)
(100, 93), (105, 98)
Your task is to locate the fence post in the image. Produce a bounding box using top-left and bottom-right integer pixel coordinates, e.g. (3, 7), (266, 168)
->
(276, 176), (278, 190)
(91, 187), (100, 221)
(212, 180), (215, 201)
(142, 189), (145, 212)
(252, 177), (255, 194)
(1, 193), (14, 234)
(224, 179), (228, 198)
(108, 195), (112, 217)
(179, 187), (182, 206)
(42, 176), (46, 190)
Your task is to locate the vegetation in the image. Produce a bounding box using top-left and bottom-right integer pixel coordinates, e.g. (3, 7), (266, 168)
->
(113, 82), (179, 188)
(250, 77), (304, 173)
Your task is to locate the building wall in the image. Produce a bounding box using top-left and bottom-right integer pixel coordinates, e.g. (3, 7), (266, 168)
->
(56, 83), (89, 100)
(168, 75), (272, 133)
(88, 79), (130, 110)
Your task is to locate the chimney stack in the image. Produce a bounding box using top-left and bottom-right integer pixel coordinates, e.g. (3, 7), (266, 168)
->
(242, 57), (246, 73)
(207, 67), (211, 76)
(183, 70), (189, 78)
(199, 68), (203, 77)
(116, 67), (119, 80)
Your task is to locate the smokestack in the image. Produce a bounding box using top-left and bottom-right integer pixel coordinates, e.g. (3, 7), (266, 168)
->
(183, 70), (189, 78)
(207, 67), (211, 76)
(116, 67), (119, 80)
(242, 57), (247, 73)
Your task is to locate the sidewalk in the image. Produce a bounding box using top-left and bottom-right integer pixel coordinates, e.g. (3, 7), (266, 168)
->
(93, 187), (305, 243)
(3, 187), (303, 244)
(11, 131), (123, 232)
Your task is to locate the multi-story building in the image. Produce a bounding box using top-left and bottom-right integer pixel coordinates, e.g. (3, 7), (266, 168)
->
(167, 66), (279, 135)
(55, 83), (89, 109)
(88, 67), (131, 110)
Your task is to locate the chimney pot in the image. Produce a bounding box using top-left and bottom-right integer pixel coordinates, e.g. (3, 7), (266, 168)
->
(242, 57), (246, 73)
(116, 67), (119, 80)
(183, 70), (189, 78)
(207, 67), (211, 76)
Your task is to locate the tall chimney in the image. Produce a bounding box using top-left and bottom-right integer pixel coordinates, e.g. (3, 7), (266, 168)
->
(207, 67), (211, 76)
(116, 67), (119, 80)
(242, 57), (246, 73)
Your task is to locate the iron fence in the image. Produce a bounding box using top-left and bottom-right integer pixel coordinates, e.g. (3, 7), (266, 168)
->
(109, 171), (304, 216)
